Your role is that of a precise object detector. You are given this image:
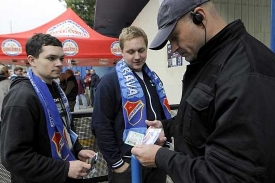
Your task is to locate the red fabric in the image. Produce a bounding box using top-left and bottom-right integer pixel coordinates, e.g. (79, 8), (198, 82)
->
(0, 8), (122, 66)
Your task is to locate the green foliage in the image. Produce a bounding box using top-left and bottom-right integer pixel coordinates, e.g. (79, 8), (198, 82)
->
(65, 0), (96, 28)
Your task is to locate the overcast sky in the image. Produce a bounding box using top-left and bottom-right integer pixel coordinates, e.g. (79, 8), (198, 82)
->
(0, 0), (66, 34)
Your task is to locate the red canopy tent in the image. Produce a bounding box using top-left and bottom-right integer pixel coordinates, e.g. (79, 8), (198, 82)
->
(0, 8), (122, 67)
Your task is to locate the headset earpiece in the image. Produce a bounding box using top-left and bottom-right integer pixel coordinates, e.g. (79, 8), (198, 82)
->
(191, 11), (204, 25)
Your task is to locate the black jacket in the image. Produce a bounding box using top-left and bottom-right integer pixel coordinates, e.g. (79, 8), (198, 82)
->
(157, 20), (275, 182)
(1, 76), (83, 183)
(65, 75), (78, 101)
(90, 74), (100, 88)
(91, 67), (166, 169)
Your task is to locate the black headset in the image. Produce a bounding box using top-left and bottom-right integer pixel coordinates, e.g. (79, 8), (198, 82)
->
(191, 11), (204, 25)
(191, 10), (206, 44)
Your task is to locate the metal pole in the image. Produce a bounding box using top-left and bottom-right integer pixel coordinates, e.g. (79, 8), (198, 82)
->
(271, 0), (275, 52)
(131, 154), (141, 183)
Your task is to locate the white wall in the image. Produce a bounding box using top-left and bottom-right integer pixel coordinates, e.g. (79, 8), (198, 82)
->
(132, 0), (186, 105)
(212, 0), (270, 47)
(131, 0), (271, 105)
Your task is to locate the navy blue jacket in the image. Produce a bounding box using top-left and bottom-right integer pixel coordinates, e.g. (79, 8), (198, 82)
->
(91, 67), (166, 169)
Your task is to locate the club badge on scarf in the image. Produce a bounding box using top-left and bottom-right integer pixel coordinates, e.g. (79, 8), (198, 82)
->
(116, 59), (171, 145)
(28, 69), (76, 161)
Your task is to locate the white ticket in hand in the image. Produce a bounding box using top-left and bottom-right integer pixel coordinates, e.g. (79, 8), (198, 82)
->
(142, 128), (162, 145)
(125, 131), (145, 146)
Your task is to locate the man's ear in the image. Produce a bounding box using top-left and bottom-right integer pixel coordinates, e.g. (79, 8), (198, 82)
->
(27, 55), (36, 67)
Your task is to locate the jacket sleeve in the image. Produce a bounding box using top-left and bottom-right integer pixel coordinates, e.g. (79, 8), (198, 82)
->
(161, 117), (175, 141)
(91, 78), (125, 169)
(73, 139), (84, 158)
(90, 76), (96, 87)
(1, 100), (69, 182)
(155, 75), (275, 182)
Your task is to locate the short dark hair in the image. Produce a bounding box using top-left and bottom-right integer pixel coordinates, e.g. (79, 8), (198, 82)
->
(25, 33), (62, 58)
(14, 66), (23, 72)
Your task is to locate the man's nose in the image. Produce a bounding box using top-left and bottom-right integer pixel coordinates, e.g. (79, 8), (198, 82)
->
(56, 59), (63, 66)
(170, 42), (179, 53)
(134, 51), (140, 59)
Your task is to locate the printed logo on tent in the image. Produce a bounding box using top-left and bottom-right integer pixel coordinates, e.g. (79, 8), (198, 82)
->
(47, 20), (90, 38)
(110, 41), (122, 56)
(62, 39), (79, 56)
(1, 39), (22, 56)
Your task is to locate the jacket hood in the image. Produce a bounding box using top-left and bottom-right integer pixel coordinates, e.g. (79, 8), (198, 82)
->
(10, 76), (29, 89)
(0, 75), (7, 82)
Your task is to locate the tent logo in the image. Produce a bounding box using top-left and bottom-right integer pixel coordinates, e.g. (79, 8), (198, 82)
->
(110, 41), (122, 56)
(62, 39), (79, 56)
(1, 39), (22, 56)
(47, 20), (90, 38)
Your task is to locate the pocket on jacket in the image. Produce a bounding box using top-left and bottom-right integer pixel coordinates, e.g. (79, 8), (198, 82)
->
(183, 82), (214, 148)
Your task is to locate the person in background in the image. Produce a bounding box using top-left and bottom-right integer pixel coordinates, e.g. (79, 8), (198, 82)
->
(92, 26), (171, 183)
(83, 69), (91, 106)
(23, 70), (28, 77)
(74, 70), (88, 110)
(131, 0), (275, 182)
(89, 69), (99, 107)
(59, 72), (67, 91)
(64, 69), (78, 112)
(9, 66), (23, 81)
(0, 64), (11, 132)
(1, 33), (96, 183)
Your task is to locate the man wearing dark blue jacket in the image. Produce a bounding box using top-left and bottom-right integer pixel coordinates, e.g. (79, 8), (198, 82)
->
(92, 26), (171, 183)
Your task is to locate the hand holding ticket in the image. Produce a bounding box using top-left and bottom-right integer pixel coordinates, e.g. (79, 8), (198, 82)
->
(142, 128), (162, 145)
(125, 128), (162, 146)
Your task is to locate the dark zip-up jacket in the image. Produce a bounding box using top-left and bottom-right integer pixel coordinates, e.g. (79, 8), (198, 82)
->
(1, 76), (83, 183)
(91, 67), (166, 169)
(65, 75), (78, 101)
(156, 20), (275, 183)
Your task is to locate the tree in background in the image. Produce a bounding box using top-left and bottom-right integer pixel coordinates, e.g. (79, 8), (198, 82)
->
(59, 0), (96, 28)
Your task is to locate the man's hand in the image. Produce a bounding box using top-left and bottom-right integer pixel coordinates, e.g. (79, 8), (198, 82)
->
(131, 144), (161, 167)
(114, 162), (129, 173)
(77, 149), (96, 162)
(146, 120), (166, 146)
(146, 120), (163, 128)
(68, 160), (91, 179)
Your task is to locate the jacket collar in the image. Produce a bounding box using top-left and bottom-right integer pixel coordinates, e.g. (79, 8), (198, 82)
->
(198, 19), (246, 62)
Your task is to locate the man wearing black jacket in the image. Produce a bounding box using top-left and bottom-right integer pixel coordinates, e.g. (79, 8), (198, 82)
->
(64, 69), (78, 112)
(1, 33), (96, 183)
(89, 69), (99, 107)
(131, 0), (275, 182)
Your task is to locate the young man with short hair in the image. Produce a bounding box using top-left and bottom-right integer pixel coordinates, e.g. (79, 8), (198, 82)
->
(1, 33), (96, 183)
(92, 26), (171, 183)
(9, 66), (23, 81)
